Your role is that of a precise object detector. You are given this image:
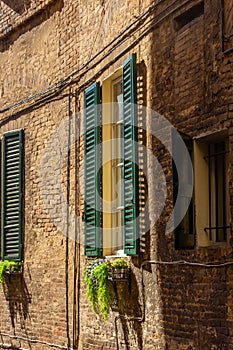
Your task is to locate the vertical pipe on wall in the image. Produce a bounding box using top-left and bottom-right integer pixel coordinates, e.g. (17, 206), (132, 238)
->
(72, 91), (81, 349)
(65, 89), (72, 350)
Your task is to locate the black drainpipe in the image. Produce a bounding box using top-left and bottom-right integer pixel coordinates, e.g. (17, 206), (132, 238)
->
(65, 89), (72, 350)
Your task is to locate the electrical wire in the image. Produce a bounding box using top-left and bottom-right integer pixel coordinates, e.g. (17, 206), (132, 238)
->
(0, 344), (28, 350)
(0, 0), (158, 114)
(114, 258), (233, 349)
(0, 77), (71, 114)
(141, 259), (233, 268)
(0, 333), (68, 350)
(70, 0), (195, 94)
(64, 0), (164, 81)
(0, 0), (191, 116)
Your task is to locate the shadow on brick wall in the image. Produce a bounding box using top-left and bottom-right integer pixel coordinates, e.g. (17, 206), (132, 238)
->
(3, 273), (31, 329)
(137, 60), (151, 262)
(0, 0), (64, 52)
(112, 269), (143, 350)
(2, 0), (31, 14)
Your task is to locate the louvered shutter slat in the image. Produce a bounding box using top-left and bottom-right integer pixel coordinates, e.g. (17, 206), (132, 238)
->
(122, 53), (139, 255)
(2, 130), (23, 262)
(84, 82), (102, 257)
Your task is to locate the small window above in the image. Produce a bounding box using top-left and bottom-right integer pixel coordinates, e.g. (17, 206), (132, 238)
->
(174, 2), (204, 31)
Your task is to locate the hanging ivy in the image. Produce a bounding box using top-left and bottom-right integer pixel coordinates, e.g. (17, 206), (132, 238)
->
(84, 259), (111, 320)
(84, 258), (129, 320)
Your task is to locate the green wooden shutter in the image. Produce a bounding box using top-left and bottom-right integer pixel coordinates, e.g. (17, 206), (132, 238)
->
(84, 82), (102, 257)
(172, 129), (194, 249)
(2, 130), (24, 262)
(122, 53), (139, 255)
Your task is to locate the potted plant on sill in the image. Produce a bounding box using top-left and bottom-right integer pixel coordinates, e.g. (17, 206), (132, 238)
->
(110, 258), (130, 281)
(0, 260), (22, 285)
(84, 258), (130, 320)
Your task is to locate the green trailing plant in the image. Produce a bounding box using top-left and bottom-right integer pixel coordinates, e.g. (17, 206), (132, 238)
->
(84, 259), (111, 320)
(84, 258), (128, 320)
(0, 260), (21, 285)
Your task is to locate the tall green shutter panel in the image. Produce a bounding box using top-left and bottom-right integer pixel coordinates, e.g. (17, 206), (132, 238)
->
(84, 82), (102, 257)
(172, 129), (194, 249)
(122, 53), (139, 255)
(2, 130), (24, 262)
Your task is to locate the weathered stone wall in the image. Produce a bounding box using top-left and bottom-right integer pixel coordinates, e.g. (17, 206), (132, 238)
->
(0, 0), (233, 349)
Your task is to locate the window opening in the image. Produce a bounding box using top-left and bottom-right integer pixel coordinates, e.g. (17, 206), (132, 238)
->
(173, 134), (194, 250)
(204, 141), (230, 242)
(174, 2), (204, 31)
(112, 78), (123, 254)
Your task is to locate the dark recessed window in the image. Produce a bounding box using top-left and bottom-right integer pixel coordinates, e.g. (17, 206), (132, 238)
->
(172, 131), (194, 250)
(174, 2), (204, 31)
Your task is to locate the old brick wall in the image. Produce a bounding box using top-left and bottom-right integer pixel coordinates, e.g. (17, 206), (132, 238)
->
(0, 0), (58, 37)
(1, 0), (233, 349)
(149, 0), (233, 349)
(0, 0), (69, 349)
